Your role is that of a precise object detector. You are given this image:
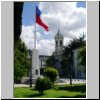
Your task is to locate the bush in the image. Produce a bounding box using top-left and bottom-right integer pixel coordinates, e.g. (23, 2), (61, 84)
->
(35, 77), (51, 94)
(43, 67), (58, 83)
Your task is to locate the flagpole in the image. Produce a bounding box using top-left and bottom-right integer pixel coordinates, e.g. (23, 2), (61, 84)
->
(30, 7), (36, 87)
(34, 6), (36, 50)
(33, 6), (37, 78)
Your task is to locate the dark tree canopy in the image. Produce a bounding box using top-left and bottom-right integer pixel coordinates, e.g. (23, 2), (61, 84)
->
(46, 55), (56, 68)
(63, 36), (86, 58)
(14, 2), (23, 49)
(62, 36), (86, 77)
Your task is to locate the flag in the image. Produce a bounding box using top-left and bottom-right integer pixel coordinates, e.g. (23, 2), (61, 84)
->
(36, 6), (49, 31)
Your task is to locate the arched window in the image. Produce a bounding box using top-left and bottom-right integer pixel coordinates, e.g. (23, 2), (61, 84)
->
(60, 40), (62, 46)
(56, 41), (58, 46)
(36, 70), (38, 75)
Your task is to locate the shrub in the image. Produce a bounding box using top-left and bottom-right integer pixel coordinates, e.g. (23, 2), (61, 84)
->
(35, 77), (51, 94)
(43, 67), (58, 83)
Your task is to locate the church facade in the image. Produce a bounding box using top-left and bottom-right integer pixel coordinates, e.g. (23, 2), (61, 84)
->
(39, 30), (86, 79)
(53, 30), (64, 76)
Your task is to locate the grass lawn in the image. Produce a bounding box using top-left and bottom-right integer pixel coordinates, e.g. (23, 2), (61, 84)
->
(14, 84), (86, 98)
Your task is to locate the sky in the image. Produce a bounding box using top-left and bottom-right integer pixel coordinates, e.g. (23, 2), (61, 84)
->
(21, 1), (86, 56)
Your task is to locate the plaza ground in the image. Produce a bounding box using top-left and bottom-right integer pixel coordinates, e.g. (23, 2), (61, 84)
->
(14, 83), (86, 98)
(14, 78), (86, 87)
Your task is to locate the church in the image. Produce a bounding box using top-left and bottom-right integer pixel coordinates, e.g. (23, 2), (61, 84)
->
(38, 30), (86, 79)
(39, 29), (64, 76)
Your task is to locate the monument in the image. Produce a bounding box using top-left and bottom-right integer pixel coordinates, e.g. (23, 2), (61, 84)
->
(32, 49), (40, 78)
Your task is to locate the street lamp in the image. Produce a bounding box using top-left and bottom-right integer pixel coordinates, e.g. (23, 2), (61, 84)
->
(69, 51), (73, 85)
(28, 49), (32, 87)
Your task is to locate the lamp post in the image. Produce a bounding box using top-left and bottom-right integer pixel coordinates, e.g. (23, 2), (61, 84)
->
(28, 49), (32, 87)
(69, 51), (73, 85)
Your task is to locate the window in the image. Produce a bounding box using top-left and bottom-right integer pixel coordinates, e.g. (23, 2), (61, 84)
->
(36, 70), (38, 75)
(60, 40), (62, 46)
(56, 41), (58, 46)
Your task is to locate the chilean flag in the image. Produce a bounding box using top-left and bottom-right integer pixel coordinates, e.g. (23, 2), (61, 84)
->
(36, 6), (49, 31)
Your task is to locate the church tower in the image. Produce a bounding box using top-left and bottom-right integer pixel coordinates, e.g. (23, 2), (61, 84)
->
(55, 29), (63, 51)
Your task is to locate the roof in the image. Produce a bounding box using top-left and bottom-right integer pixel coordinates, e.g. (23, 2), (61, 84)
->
(55, 29), (63, 39)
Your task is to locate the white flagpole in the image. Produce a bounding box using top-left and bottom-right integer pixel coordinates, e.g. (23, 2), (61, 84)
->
(34, 6), (36, 50)
(33, 6), (36, 77)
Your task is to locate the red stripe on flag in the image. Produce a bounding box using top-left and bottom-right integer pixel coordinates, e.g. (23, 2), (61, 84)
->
(36, 15), (49, 31)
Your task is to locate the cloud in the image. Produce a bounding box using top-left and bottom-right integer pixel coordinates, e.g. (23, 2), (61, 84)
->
(21, 25), (43, 49)
(20, 25), (55, 55)
(21, 2), (86, 56)
(37, 39), (55, 55)
(39, 2), (86, 38)
(20, 25), (34, 49)
(64, 37), (71, 46)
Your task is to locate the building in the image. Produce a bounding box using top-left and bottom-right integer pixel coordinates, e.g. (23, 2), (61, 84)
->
(39, 30), (65, 76)
(73, 49), (86, 79)
(53, 29), (64, 76)
(38, 29), (86, 79)
(53, 29), (64, 60)
(39, 55), (50, 75)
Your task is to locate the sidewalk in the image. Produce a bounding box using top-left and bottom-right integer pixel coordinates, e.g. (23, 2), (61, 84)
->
(14, 84), (35, 87)
(14, 80), (86, 87)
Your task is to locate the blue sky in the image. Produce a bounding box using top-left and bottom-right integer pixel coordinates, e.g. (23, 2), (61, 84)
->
(22, 1), (86, 26)
(77, 1), (86, 8)
(22, 1), (39, 26)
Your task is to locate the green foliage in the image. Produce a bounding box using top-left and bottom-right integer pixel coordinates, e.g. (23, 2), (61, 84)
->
(63, 36), (86, 58)
(78, 46), (86, 72)
(35, 77), (51, 94)
(40, 67), (44, 75)
(43, 67), (58, 83)
(14, 38), (30, 83)
(62, 36), (86, 77)
(61, 59), (70, 77)
(46, 55), (56, 68)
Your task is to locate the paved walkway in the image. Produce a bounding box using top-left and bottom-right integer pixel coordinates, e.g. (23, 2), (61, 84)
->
(14, 79), (86, 87)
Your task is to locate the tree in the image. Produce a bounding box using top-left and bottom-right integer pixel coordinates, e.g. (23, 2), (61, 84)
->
(46, 55), (56, 68)
(14, 2), (23, 49)
(35, 77), (51, 94)
(43, 67), (58, 84)
(78, 46), (86, 73)
(62, 35), (86, 85)
(61, 59), (70, 77)
(14, 38), (30, 83)
(63, 36), (86, 70)
(63, 36), (86, 57)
